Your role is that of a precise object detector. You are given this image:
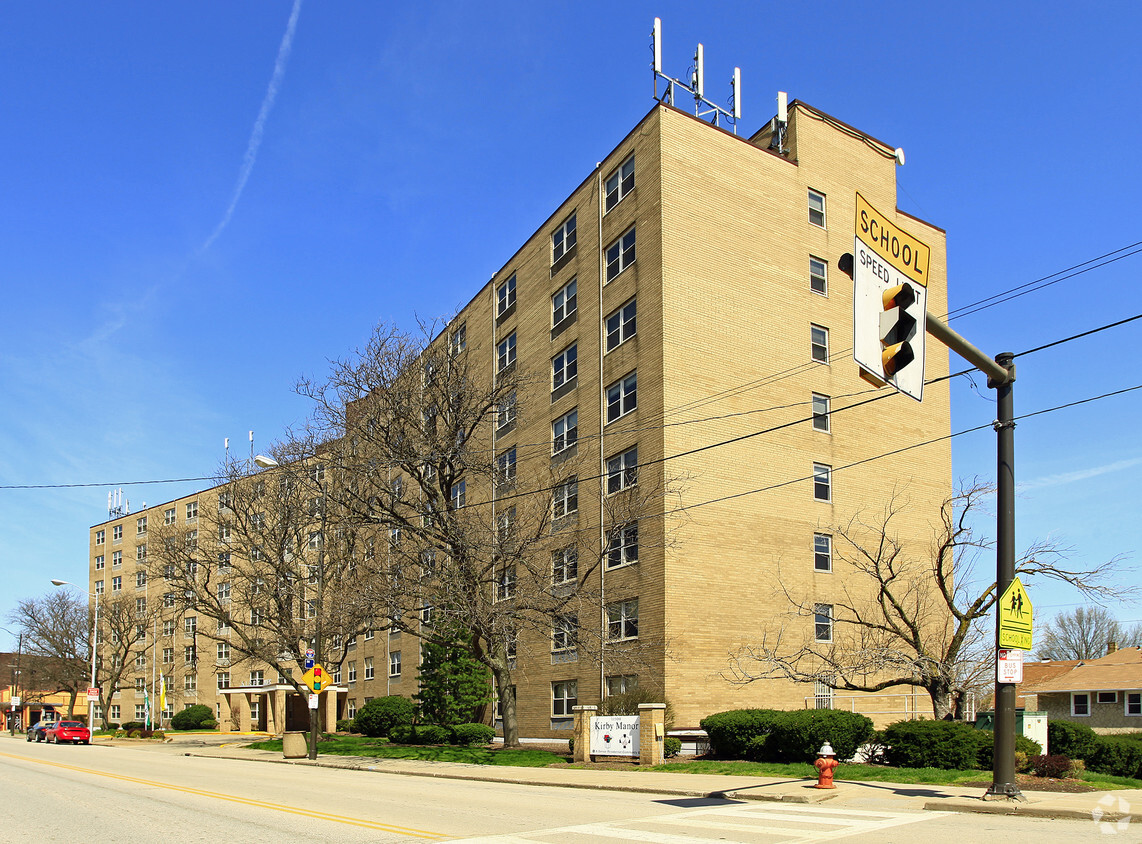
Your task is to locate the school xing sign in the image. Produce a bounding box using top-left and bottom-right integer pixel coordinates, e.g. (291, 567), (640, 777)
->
(998, 577), (1033, 650)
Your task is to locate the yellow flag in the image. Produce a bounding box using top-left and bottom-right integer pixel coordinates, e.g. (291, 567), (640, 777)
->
(159, 675), (166, 713)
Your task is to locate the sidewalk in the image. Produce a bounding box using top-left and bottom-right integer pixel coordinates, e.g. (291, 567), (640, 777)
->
(161, 735), (1138, 823)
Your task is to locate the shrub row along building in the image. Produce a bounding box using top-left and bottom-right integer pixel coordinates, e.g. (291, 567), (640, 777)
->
(87, 101), (952, 738)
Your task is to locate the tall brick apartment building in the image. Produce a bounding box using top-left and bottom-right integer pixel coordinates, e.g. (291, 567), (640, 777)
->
(88, 101), (951, 737)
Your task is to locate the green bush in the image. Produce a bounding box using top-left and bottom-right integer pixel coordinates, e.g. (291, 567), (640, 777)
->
(352, 695), (416, 738)
(199, 719), (218, 729)
(700, 709), (781, 759)
(121, 721), (146, 731)
(975, 731), (1042, 770)
(600, 688), (675, 732)
(336, 719), (353, 733)
(151, 730), (165, 740)
(664, 736), (682, 758)
(1088, 736), (1142, 778)
(450, 723), (495, 746)
(568, 736), (574, 754)
(883, 720), (984, 770)
(417, 725), (451, 745)
(1030, 754), (1075, 778)
(389, 724), (416, 744)
(765, 710), (875, 763)
(171, 704), (215, 731)
(1048, 720), (1100, 760)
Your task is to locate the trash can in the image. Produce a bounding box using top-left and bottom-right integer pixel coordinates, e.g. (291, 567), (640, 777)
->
(283, 731), (308, 759)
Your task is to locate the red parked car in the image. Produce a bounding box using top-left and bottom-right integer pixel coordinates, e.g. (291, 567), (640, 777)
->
(45, 720), (91, 745)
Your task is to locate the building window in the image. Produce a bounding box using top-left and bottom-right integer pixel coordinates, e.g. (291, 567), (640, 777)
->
(136, 544), (147, 561)
(552, 681), (577, 717)
(112, 550), (122, 567)
(95, 555), (104, 570)
(810, 257), (828, 295)
(552, 344), (577, 390)
(1127, 693), (1141, 716)
(497, 391), (517, 429)
(217, 582), (231, 602)
(552, 278), (577, 325)
(185, 617), (196, 637)
(363, 656), (374, 680)
(553, 409), (578, 455)
(186, 502), (198, 520)
(347, 700), (357, 719)
(814, 680), (835, 709)
(450, 322), (467, 355)
(552, 213), (577, 263)
(607, 599), (639, 641)
(811, 324), (829, 363)
(606, 446), (638, 494)
(605, 227), (636, 282)
(607, 523), (639, 568)
(812, 394), (830, 432)
(184, 675), (196, 692)
(164, 620), (176, 638)
(605, 155), (635, 212)
(112, 576), (122, 592)
(345, 660), (357, 683)
(109, 705), (120, 721)
(164, 508), (176, 525)
(808, 189), (826, 227)
(1097, 691), (1118, 704)
(249, 670), (264, 687)
(496, 275), (516, 317)
(218, 491), (231, 511)
(113, 525), (123, 541)
(163, 591), (175, 608)
(450, 480), (466, 510)
(497, 332), (516, 372)
(606, 674), (637, 696)
(388, 653), (401, 678)
(162, 647), (174, 665)
(814, 604), (833, 642)
(496, 447), (517, 487)
(495, 566), (517, 601)
(217, 642), (229, 663)
(136, 571), (147, 588)
(135, 704), (147, 721)
(605, 299), (637, 352)
(813, 463), (832, 502)
(1072, 693), (1090, 716)
(553, 478), (578, 520)
(606, 372), (637, 422)
(95, 530), (105, 545)
(552, 615), (578, 652)
(95, 580), (104, 595)
(814, 534), (832, 572)
(552, 546), (578, 585)
(185, 529), (198, 550)
(217, 673), (230, 690)
(136, 516), (148, 535)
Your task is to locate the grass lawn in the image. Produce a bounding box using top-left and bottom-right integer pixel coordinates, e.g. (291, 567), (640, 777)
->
(246, 735), (565, 767)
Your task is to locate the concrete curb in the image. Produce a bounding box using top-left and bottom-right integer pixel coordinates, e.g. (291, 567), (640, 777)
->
(927, 798), (1126, 822)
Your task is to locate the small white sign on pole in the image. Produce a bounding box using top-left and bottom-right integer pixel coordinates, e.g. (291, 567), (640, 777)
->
(997, 648), (1024, 683)
(589, 715), (640, 756)
(308, 693), (320, 710)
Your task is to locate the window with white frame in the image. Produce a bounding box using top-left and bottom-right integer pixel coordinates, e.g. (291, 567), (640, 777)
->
(552, 278), (577, 325)
(497, 391), (517, 429)
(552, 680), (577, 716)
(347, 700), (357, 719)
(814, 680), (835, 709)
(450, 480), (466, 510)
(808, 189), (826, 227)
(364, 656), (374, 680)
(552, 213), (577, 263)
(185, 529), (197, 549)
(496, 275), (516, 317)
(1127, 692), (1141, 716)
(217, 581), (231, 601)
(605, 227), (636, 282)
(184, 617), (196, 637)
(496, 447), (516, 487)
(135, 570), (147, 588)
(814, 604), (833, 642)
(112, 550), (122, 567)
(184, 674), (196, 691)
(109, 704), (120, 721)
(217, 672), (230, 690)
(608, 523), (638, 568)
(162, 647), (173, 665)
(553, 478), (578, 519)
(1097, 691), (1118, 704)
(811, 324), (829, 363)
(496, 566), (517, 601)
(218, 490), (230, 511)
(606, 446), (638, 494)
(813, 463), (832, 502)
(135, 704), (147, 721)
(552, 615), (578, 652)
(810, 256), (828, 295)
(812, 394), (830, 432)
(164, 507), (176, 525)
(605, 299), (636, 351)
(135, 651), (146, 667)
(95, 554), (104, 570)
(347, 660), (357, 682)
(249, 670), (264, 687)
(163, 620), (176, 637)
(606, 372), (637, 422)
(450, 322), (466, 355)
(388, 652), (401, 677)
(113, 524), (123, 541)
(112, 576), (122, 592)
(95, 529), (105, 545)
(1072, 693), (1090, 716)
(135, 597), (147, 616)
(552, 344), (577, 390)
(95, 580), (104, 595)
(553, 409), (578, 455)
(552, 546), (578, 584)
(136, 516), (147, 535)
(497, 332), (516, 372)
(814, 533), (832, 572)
(607, 599), (639, 640)
(136, 544), (147, 561)
(605, 155), (634, 212)
(186, 502), (198, 520)
(606, 674), (637, 696)
(217, 642), (229, 663)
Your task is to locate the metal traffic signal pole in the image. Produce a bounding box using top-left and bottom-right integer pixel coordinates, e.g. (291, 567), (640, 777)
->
(925, 315), (1022, 800)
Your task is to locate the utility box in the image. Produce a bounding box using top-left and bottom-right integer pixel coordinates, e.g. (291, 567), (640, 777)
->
(974, 710), (1049, 754)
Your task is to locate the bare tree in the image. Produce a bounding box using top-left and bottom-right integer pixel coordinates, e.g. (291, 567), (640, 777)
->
(724, 480), (1133, 719)
(9, 592), (88, 718)
(1036, 606), (1142, 660)
(93, 592), (162, 728)
(296, 322), (675, 747)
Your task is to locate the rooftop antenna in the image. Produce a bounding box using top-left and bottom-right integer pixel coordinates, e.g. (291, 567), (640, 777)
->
(650, 18), (742, 134)
(770, 91), (789, 154)
(249, 431), (254, 471)
(108, 487), (129, 519)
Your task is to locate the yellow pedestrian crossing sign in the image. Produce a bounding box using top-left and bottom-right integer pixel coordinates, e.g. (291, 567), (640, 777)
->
(998, 577), (1033, 649)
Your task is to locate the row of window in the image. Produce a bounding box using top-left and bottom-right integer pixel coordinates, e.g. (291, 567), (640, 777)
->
(95, 502), (202, 547)
(1071, 691), (1142, 717)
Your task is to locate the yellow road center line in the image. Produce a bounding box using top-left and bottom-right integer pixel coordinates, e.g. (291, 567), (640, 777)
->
(1, 751), (448, 839)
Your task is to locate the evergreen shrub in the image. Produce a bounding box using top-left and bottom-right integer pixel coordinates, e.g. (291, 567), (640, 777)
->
(664, 736), (682, 758)
(883, 720), (983, 770)
(171, 704), (215, 731)
(1048, 720), (1100, 760)
(450, 723), (495, 746)
(699, 709), (781, 758)
(975, 731), (1042, 769)
(352, 695), (415, 738)
(1088, 736), (1142, 778)
(765, 710), (875, 763)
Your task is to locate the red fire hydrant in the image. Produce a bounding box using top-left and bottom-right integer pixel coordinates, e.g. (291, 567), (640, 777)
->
(814, 742), (839, 789)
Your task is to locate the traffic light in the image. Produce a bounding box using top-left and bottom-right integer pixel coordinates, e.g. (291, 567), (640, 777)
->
(879, 282), (917, 378)
(312, 666), (323, 692)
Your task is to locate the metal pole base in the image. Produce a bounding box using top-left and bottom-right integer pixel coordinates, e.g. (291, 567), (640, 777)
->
(983, 782), (1026, 802)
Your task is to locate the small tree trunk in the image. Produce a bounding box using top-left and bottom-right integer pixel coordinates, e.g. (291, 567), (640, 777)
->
(490, 662), (519, 748)
(928, 679), (954, 720)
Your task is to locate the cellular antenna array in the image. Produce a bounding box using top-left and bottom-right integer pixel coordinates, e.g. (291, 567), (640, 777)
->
(651, 18), (742, 134)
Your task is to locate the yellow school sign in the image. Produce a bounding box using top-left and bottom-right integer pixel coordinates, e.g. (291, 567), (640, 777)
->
(998, 577), (1033, 650)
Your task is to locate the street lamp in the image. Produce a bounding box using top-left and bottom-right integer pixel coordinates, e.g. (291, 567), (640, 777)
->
(253, 454), (279, 469)
(51, 579), (99, 729)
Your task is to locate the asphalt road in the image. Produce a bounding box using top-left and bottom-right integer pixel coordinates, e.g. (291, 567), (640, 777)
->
(0, 739), (1126, 842)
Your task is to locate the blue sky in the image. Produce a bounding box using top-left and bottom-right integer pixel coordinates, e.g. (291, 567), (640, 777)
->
(2, 1), (1140, 649)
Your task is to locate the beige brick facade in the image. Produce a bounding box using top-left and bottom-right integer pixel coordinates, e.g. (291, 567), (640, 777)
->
(89, 102), (950, 737)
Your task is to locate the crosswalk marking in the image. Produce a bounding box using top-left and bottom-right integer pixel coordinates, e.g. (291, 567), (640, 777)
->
(447, 800), (946, 843)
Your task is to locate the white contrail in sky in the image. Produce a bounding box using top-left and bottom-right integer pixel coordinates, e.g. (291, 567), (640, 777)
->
(1019, 456), (1142, 492)
(200, 0), (303, 253)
